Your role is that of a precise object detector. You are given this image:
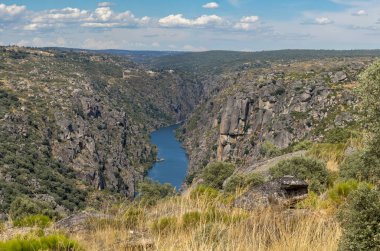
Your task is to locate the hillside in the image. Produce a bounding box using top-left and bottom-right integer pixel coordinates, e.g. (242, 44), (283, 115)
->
(177, 56), (372, 180)
(0, 47), (380, 250)
(0, 46), (200, 215)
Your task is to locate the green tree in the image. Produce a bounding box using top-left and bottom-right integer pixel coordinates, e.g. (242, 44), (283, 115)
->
(269, 157), (328, 193)
(137, 179), (175, 206)
(356, 61), (380, 185)
(338, 186), (380, 250)
(201, 162), (235, 189)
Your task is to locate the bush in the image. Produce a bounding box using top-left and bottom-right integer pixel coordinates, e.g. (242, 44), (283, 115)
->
(13, 215), (52, 228)
(151, 216), (177, 234)
(0, 234), (81, 251)
(224, 173), (264, 193)
(190, 185), (220, 201)
(123, 208), (144, 229)
(259, 141), (281, 158)
(201, 162), (235, 189)
(328, 180), (372, 206)
(269, 157), (329, 193)
(338, 185), (380, 250)
(137, 179), (175, 206)
(182, 212), (202, 229)
(291, 140), (312, 151)
(307, 143), (346, 163)
(340, 151), (380, 184)
(324, 128), (353, 144)
(9, 197), (58, 221)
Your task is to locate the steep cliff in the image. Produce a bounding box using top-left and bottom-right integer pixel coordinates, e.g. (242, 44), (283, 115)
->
(0, 46), (198, 213)
(178, 57), (371, 179)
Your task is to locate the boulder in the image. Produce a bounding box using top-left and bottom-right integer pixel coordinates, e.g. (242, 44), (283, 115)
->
(234, 176), (308, 210)
(54, 211), (110, 233)
(332, 71), (347, 83)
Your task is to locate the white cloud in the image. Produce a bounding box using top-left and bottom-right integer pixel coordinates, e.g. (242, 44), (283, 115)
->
(93, 7), (113, 21)
(159, 14), (223, 27)
(22, 6), (149, 31)
(315, 17), (333, 25)
(98, 2), (113, 7)
(240, 16), (259, 23)
(31, 8), (89, 23)
(352, 9), (368, 16)
(81, 22), (121, 28)
(0, 3), (26, 20)
(202, 2), (219, 9)
(234, 16), (260, 30)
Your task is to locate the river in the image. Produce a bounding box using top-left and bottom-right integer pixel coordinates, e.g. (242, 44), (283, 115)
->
(147, 124), (189, 190)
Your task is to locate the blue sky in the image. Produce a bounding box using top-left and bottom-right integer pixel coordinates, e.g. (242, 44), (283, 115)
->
(0, 0), (380, 51)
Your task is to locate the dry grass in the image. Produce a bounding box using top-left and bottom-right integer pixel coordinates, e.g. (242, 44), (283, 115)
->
(71, 191), (341, 251)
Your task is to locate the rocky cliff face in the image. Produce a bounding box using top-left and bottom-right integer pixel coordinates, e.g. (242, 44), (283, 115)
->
(0, 47), (199, 213)
(179, 58), (372, 177)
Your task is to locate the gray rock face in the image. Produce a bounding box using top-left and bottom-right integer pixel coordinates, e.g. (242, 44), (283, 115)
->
(220, 97), (251, 136)
(332, 71), (347, 83)
(234, 176), (308, 210)
(181, 59), (370, 176)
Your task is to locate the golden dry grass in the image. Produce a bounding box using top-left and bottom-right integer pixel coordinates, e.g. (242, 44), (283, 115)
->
(71, 192), (341, 251)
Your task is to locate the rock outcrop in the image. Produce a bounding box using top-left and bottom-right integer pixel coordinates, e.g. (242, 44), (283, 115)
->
(234, 176), (308, 210)
(180, 57), (370, 176)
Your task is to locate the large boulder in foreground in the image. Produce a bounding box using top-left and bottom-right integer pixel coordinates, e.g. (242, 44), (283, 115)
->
(234, 176), (308, 210)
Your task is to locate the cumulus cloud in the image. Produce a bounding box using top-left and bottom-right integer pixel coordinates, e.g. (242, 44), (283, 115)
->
(352, 10), (368, 16)
(22, 6), (149, 31)
(93, 7), (113, 21)
(159, 14), (223, 27)
(202, 2), (219, 9)
(31, 8), (89, 23)
(234, 16), (260, 30)
(0, 3), (26, 20)
(240, 16), (259, 23)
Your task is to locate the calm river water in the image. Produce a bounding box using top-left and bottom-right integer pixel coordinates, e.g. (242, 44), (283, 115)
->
(147, 124), (188, 190)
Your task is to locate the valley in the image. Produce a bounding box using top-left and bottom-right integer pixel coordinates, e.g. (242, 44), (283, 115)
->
(1, 46), (380, 250)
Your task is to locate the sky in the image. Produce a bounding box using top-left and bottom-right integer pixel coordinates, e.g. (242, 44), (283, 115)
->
(0, 0), (380, 51)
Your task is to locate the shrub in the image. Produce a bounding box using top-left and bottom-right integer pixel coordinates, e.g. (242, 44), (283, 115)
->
(201, 162), (235, 189)
(185, 173), (196, 185)
(224, 173), (264, 193)
(259, 141), (281, 158)
(190, 185), (220, 201)
(296, 191), (323, 209)
(0, 234), (81, 251)
(269, 157), (329, 193)
(204, 209), (248, 224)
(13, 214), (52, 228)
(9, 197), (58, 221)
(340, 151), (380, 184)
(137, 179), (175, 206)
(307, 143), (347, 163)
(182, 212), (202, 229)
(327, 180), (372, 206)
(338, 185), (380, 250)
(324, 128), (353, 144)
(291, 140), (313, 151)
(151, 216), (177, 234)
(123, 208), (144, 229)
